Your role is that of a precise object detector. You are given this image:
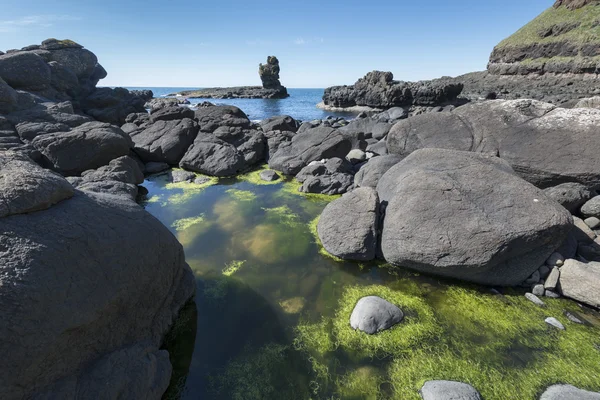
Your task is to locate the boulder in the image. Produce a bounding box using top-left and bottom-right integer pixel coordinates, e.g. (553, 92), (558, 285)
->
(543, 183), (593, 213)
(0, 76), (18, 113)
(0, 151), (74, 218)
(297, 158), (354, 195)
(264, 130), (295, 160)
(82, 87), (147, 125)
(575, 96), (600, 110)
(260, 115), (298, 133)
(387, 100), (600, 188)
(376, 149), (573, 286)
(0, 190), (195, 399)
(559, 259), (600, 308)
(420, 381), (482, 400)
(354, 155), (404, 188)
(130, 118), (198, 165)
(540, 384), (600, 400)
(32, 122), (132, 176)
(0, 51), (51, 90)
(179, 136), (246, 177)
(317, 187), (379, 260)
(349, 296), (403, 334)
(581, 196), (600, 219)
(150, 106), (195, 122)
(269, 126), (352, 175)
(194, 104), (251, 130)
(72, 156), (145, 200)
(260, 169), (280, 182)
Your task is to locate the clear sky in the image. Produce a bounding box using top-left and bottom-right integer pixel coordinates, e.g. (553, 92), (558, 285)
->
(0, 0), (552, 88)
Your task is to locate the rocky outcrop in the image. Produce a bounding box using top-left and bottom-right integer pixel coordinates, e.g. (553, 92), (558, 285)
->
(81, 87), (147, 125)
(317, 187), (379, 260)
(322, 71), (464, 110)
(376, 148), (573, 286)
(0, 190), (194, 400)
(259, 56), (283, 89)
(130, 118), (199, 165)
(268, 126), (352, 175)
(386, 99), (600, 188)
(488, 2), (600, 75)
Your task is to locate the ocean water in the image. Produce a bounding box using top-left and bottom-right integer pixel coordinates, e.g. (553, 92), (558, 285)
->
(142, 172), (600, 400)
(122, 87), (357, 121)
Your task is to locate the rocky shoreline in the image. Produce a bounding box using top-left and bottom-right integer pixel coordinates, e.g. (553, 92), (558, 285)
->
(2, 1), (600, 396)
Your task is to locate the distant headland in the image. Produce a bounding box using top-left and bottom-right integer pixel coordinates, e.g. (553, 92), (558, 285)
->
(172, 55), (289, 99)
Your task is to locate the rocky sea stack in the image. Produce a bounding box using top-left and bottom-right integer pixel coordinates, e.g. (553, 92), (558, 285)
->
(174, 55), (289, 99)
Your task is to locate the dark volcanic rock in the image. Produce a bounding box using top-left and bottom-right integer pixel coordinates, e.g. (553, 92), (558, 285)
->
(82, 87), (147, 125)
(32, 122), (132, 176)
(179, 136), (246, 176)
(150, 106), (195, 122)
(387, 99), (600, 188)
(259, 56), (283, 89)
(0, 52), (51, 91)
(354, 154), (404, 188)
(376, 148), (573, 286)
(269, 126), (352, 175)
(260, 115), (298, 133)
(0, 77), (18, 113)
(130, 119), (199, 165)
(544, 183), (593, 213)
(0, 190), (194, 400)
(0, 151), (74, 218)
(296, 158), (354, 195)
(322, 71), (463, 109)
(145, 97), (191, 111)
(349, 296), (403, 334)
(75, 155), (145, 200)
(559, 259), (600, 308)
(318, 186), (379, 260)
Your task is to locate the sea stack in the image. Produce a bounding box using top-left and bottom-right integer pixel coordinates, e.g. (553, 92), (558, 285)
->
(259, 56), (283, 89)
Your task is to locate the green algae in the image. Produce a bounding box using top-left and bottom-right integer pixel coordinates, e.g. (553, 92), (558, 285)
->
(280, 179), (342, 202)
(222, 260), (246, 277)
(171, 215), (206, 231)
(171, 215), (213, 248)
(237, 165), (283, 186)
(226, 188), (258, 202)
(163, 172), (219, 206)
(308, 216), (345, 262)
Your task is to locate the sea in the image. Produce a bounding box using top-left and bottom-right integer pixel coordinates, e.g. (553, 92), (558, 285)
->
(120, 87), (358, 122)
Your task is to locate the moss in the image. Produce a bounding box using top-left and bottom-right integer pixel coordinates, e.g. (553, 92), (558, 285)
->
(171, 215), (213, 248)
(496, 4), (600, 49)
(163, 173), (219, 205)
(171, 215), (206, 231)
(279, 297), (306, 314)
(222, 260), (246, 277)
(336, 366), (386, 400)
(308, 216), (344, 262)
(238, 165), (283, 186)
(144, 195), (162, 204)
(225, 188), (258, 202)
(208, 343), (309, 400)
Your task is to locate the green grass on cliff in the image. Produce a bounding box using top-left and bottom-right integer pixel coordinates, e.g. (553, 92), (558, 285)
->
(497, 3), (600, 48)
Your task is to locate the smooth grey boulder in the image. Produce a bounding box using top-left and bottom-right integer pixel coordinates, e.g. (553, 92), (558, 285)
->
(540, 384), (600, 400)
(0, 51), (51, 90)
(0, 190), (195, 400)
(354, 154), (404, 188)
(581, 196), (600, 219)
(559, 259), (600, 308)
(170, 169), (196, 183)
(269, 126), (352, 175)
(130, 118), (199, 165)
(349, 296), (403, 334)
(32, 122), (132, 176)
(387, 100), (600, 188)
(346, 149), (366, 164)
(543, 183), (593, 213)
(0, 151), (74, 218)
(0, 76), (18, 113)
(420, 380), (482, 400)
(317, 187), (379, 260)
(179, 136), (246, 177)
(150, 106), (195, 122)
(80, 156), (144, 186)
(376, 148), (573, 286)
(260, 169), (280, 181)
(260, 115), (298, 133)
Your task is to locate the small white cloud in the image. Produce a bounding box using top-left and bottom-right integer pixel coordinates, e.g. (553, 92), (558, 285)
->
(0, 15), (81, 33)
(294, 38), (307, 45)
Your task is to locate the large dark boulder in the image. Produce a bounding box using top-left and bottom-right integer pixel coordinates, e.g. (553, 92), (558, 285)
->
(260, 115), (298, 132)
(317, 187), (379, 260)
(0, 52), (51, 90)
(543, 182), (593, 213)
(82, 87), (147, 125)
(32, 122), (132, 176)
(296, 158), (354, 195)
(130, 118), (199, 165)
(0, 190), (194, 399)
(0, 151), (74, 218)
(0, 77), (18, 113)
(70, 156), (145, 200)
(387, 100), (600, 188)
(150, 106), (195, 122)
(376, 148), (573, 286)
(269, 126), (352, 175)
(354, 154), (404, 188)
(194, 104), (251, 130)
(179, 136), (246, 177)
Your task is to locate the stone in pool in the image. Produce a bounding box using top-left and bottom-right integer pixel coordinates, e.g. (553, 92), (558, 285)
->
(260, 169), (280, 182)
(420, 380), (482, 400)
(540, 384), (600, 400)
(349, 296), (403, 334)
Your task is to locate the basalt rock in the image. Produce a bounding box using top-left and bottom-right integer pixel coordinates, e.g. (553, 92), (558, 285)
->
(259, 56), (283, 89)
(130, 118), (199, 165)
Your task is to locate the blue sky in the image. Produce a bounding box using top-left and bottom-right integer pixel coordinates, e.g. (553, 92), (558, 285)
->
(1, 0), (551, 88)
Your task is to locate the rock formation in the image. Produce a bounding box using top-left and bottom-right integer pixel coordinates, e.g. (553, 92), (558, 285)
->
(259, 56), (282, 89)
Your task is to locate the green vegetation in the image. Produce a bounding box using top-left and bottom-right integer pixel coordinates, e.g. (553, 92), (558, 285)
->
(294, 283), (600, 399)
(280, 179), (342, 202)
(225, 188), (258, 202)
(496, 4), (600, 48)
(171, 215), (206, 231)
(163, 172), (219, 205)
(171, 215), (213, 248)
(222, 260), (246, 277)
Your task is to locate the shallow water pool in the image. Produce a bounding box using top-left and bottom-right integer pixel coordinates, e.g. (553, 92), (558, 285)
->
(142, 169), (600, 400)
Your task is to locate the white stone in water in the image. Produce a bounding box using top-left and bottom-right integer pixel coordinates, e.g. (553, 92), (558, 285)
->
(525, 292), (546, 307)
(545, 317), (565, 330)
(545, 252), (565, 267)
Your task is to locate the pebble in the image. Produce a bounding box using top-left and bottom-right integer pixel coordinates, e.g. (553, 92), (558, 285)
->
(545, 252), (565, 267)
(525, 292), (546, 307)
(585, 217), (600, 230)
(545, 290), (561, 298)
(565, 311), (585, 325)
(544, 267), (560, 291)
(545, 317), (565, 330)
(532, 284), (545, 296)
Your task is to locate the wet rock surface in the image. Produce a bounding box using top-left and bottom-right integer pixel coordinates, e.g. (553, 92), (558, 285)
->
(349, 296), (403, 334)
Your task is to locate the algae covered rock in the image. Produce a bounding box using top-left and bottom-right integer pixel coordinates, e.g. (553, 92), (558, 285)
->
(377, 148), (573, 286)
(350, 296), (404, 334)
